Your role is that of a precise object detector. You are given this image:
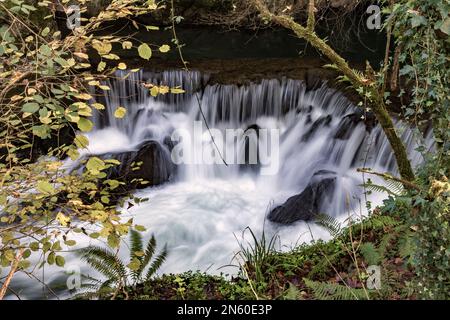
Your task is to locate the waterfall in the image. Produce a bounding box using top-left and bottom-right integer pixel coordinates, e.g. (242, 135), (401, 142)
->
(7, 69), (433, 299)
(79, 69), (431, 273)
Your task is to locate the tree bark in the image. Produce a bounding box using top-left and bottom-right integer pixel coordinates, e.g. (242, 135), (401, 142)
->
(250, 0), (415, 182)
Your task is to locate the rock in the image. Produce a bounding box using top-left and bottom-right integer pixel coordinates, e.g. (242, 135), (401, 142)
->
(305, 69), (323, 91)
(301, 115), (332, 141)
(105, 140), (175, 189)
(240, 124), (261, 172)
(268, 172), (337, 224)
(334, 110), (377, 140)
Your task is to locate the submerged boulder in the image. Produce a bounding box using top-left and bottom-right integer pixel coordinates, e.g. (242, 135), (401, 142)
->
(240, 124), (261, 173)
(334, 110), (377, 140)
(301, 115), (332, 142)
(105, 140), (175, 189)
(268, 171), (336, 224)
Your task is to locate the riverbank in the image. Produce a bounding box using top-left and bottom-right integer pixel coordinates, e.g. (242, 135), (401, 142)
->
(89, 204), (418, 300)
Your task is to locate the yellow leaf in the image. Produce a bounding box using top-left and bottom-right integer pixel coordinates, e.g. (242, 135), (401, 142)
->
(150, 86), (159, 97)
(27, 88), (37, 95)
(159, 86), (169, 94)
(118, 62), (127, 70)
(159, 44), (170, 53)
(56, 212), (70, 227)
(75, 93), (92, 100)
(170, 87), (185, 94)
(122, 41), (133, 49)
(114, 106), (127, 119)
(97, 61), (106, 72)
(91, 103), (105, 110)
(92, 39), (112, 55)
(74, 52), (89, 60)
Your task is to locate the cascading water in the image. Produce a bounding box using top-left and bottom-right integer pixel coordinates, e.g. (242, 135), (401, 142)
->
(83, 70), (429, 273)
(7, 69), (432, 299)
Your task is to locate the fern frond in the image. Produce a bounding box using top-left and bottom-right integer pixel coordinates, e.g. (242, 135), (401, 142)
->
(77, 246), (127, 281)
(140, 235), (156, 274)
(129, 229), (144, 282)
(378, 232), (395, 257)
(362, 183), (399, 196)
(144, 244), (168, 281)
(364, 215), (400, 229)
(303, 278), (368, 300)
(359, 242), (381, 265)
(385, 179), (404, 195)
(315, 213), (342, 237)
(130, 229), (144, 260)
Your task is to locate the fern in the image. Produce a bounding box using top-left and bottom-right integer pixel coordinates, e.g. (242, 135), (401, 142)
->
(363, 183), (399, 196)
(385, 180), (404, 195)
(398, 231), (416, 264)
(303, 278), (368, 300)
(77, 246), (127, 282)
(75, 230), (167, 299)
(315, 213), (342, 237)
(361, 172), (405, 197)
(364, 215), (400, 229)
(144, 244), (168, 281)
(359, 242), (382, 265)
(378, 232), (396, 258)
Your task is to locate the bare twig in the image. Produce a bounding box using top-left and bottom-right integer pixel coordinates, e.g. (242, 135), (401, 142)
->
(0, 249), (24, 300)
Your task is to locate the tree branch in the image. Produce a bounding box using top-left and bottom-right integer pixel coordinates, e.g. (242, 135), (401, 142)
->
(357, 168), (420, 192)
(307, 0), (315, 31)
(250, 0), (415, 183)
(0, 249), (24, 300)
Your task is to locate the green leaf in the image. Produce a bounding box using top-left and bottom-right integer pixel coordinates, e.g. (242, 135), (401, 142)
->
(439, 17), (450, 35)
(411, 15), (427, 28)
(134, 225), (146, 232)
(97, 61), (106, 72)
(138, 43), (152, 60)
(64, 240), (77, 246)
(127, 257), (141, 271)
(74, 134), (89, 149)
(30, 242), (40, 251)
(41, 27), (50, 37)
(86, 157), (105, 174)
(107, 234), (120, 248)
(89, 232), (100, 239)
(47, 252), (55, 265)
(55, 255), (65, 267)
(22, 102), (39, 113)
(101, 196), (110, 204)
(77, 117), (93, 132)
(37, 180), (55, 195)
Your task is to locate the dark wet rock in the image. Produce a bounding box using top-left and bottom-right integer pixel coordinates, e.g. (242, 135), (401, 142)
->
(334, 110), (377, 140)
(301, 115), (332, 141)
(305, 69), (323, 91)
(240, 124), (261, 172)
(268, 172), (337, 224)
(104, 140), (175, 190)
(163, 135), (177, 152)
